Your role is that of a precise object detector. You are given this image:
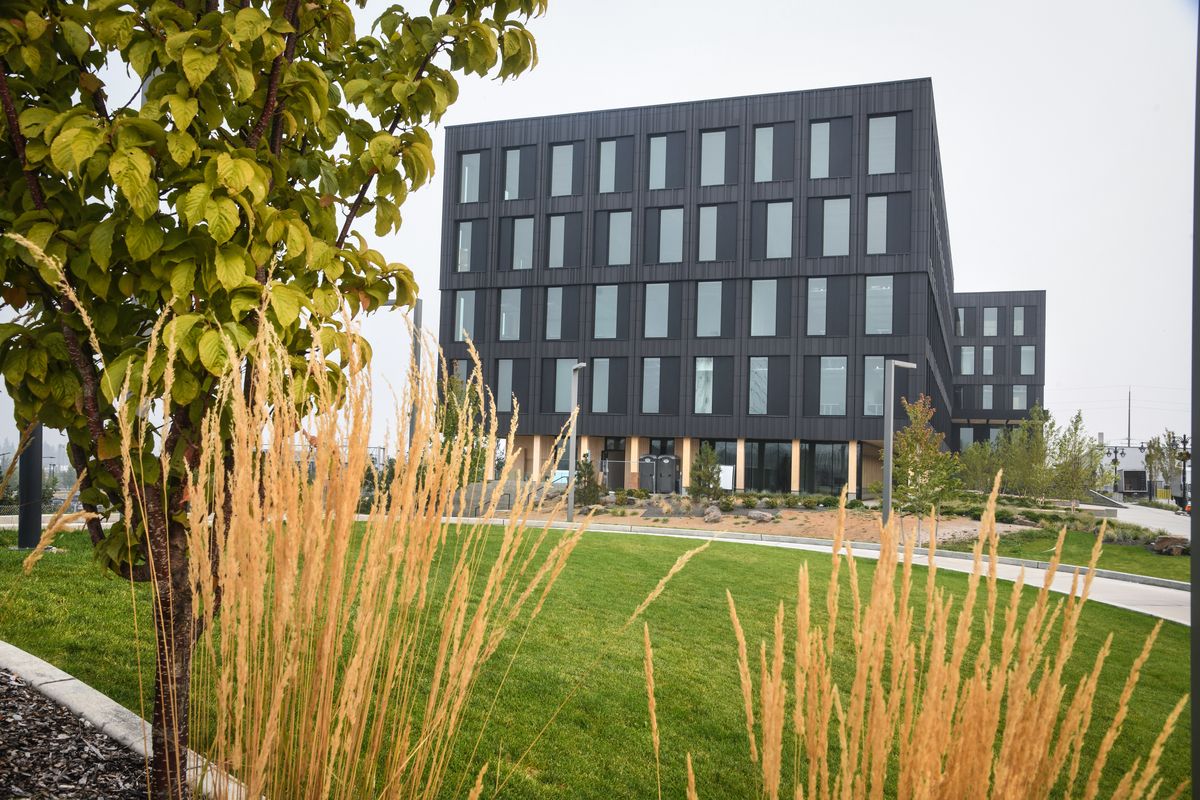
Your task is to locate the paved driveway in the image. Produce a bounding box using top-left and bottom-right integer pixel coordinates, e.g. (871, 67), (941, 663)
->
(1115, 504), (1193, 538)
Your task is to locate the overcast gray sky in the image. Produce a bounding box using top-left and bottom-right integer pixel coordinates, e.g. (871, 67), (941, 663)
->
(2, 0), (1195, 453)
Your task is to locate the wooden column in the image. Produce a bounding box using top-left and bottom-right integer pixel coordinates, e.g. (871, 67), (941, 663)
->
(847, 439), (859, 498)
(790, 439), (801, 493)
(680, 438), (693, 492)
(735, 438), (746, 492)
(531, 434), (543, 480)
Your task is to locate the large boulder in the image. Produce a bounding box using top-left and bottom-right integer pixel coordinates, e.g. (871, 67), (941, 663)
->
(704, 506), (722, 524)
(1149, 535), (1191, 556)
(748, 510), (774, 523)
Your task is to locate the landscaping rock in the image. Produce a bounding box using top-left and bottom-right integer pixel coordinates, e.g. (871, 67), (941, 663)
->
(586, 505), (606, 515)
(1149, 535), (1191, 556)
(704, 507), (722, 524)
(748, 510), (774, 523)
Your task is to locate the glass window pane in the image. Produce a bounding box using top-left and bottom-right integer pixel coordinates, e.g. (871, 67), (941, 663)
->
(594, 285), (617, 339)
(864, 356), (884, 415)
(819, 356), (847, 415)
(456, 220), (472, 272)
(701, 130), (725, 186)
(698, 206), (717, 261)
(1021, 346), (1035, 375)
(754, 125), (773, 182)
(959, 427), (974, 451)
(1013, 385), (1028, 410)
(648, 135), (667, 190)
(499, 288), (520, 341)
(983, 307), (998, 336)
(982, 346), (994, 375)
(868, 115), (896, 174)
(545, 286), (562, 340)
(642, 357), (660, 414)
(659, 208), (683, 263)
(822, 197), (849, 257)
(1013, 306), (1025, 336)
(955, 307), (965, 336)
(810, 121), (830, 179)
(548, 215), (565, 269)
(555, 358), (574, 413)
(982, 384), (993, 410)
(551, 144), (573, 196)
(990, 426), (1003, 444)
(497, 359), (513, 413)
(598, 139), (616, 193)
(865, 275), (893, 335)
(866, 195), (888, 255)
(807, 278), (827, 336)
(454, 291), (474, 342)
(697, 281), (721, 337)
(608, 210), (631, 266)
(645, 284), (669, 338)
(695, 357), (713, 414)
(749, 357), (769, 415)
(460, 152), (480, 202)
(593, 358), (609, 413)
(512, 217), (533, 270)
(765, 201), (792, 258)
(960, 346), (975, 375)
(750, 279), (776, 336)
(504, 149), (520, 200)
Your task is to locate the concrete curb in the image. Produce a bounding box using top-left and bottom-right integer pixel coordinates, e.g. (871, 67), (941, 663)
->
(0, 640), (245, 799)
(444, 516), (1191, 593)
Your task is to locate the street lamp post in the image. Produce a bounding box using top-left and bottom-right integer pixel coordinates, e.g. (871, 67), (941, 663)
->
(17, 424), (42, 549)
(565, 362), (587, 523)
(881, 359), (917, 527)
(1105, 446), (1125, 496)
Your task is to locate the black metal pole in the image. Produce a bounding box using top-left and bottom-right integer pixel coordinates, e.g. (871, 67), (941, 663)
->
(17, 423), (42, 549)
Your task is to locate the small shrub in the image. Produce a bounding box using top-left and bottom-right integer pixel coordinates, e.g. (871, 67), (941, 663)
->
(718, 495), (736, 513)
(615, 489), (629, 507)
(741, 494), (758, 509)
(632, 488), (650, 500)
(846, 498), (865, 510)
(819, 494), (840, 508)
(801, 496), (819, 509)
(783, 494), (801, 508)
(763, 496), (780, 509)
(994, 507), (1016, 524)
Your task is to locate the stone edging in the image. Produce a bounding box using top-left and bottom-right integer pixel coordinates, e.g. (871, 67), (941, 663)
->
(0, 640), (245, 799)
(443, 516), (1191, 593)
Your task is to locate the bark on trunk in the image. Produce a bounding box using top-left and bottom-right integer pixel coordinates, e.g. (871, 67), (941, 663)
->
(147, 514), (193, 800)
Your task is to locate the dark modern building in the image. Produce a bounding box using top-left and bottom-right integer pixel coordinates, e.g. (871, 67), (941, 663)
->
(438, 78), (1046, 496)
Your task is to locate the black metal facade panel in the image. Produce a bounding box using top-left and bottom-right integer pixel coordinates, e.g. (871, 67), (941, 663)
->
(438, 80), (1044, 442)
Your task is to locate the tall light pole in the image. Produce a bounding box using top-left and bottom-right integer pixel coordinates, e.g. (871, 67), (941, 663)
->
(881, 359), (917, 526)
(565, 362), (587, 523)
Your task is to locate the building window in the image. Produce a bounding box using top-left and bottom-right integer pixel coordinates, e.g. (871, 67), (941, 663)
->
(750, 279), (777, 337)
(545, 286), (562, 341)
(799, 442), (847, 495)
(503, 148), (521, 201)
(818, 197), (850, 257)
(552, 358), (574, 413)
(959, 427), (974, 452)
(498, 288), (521, 341)
(697, 203), (735, 261)
(455, 220), (474, 272)
(607, 210), (632, 266)
(511, 217), (533, 270)
(550, 143), (575, 196)
(866, 195), (888, 255)
(594, 285), (618, 339)
(819, 356), (847, 415)
(865, 193), (911, 255)
(645, 283), (669, 338)
(982, 384), (993, 410)
(1013, 306), (1025, 336)
(694, 357), (714, 414)
(982, 346), (994, 375)
(648, 132), (686, 190)
(765, 200), (792, 259)
(810, 118), (850, 179)
(459, 151), (481, 203)
(807, 278), (827, 336)
(700, 130), (726, 186)
(1020, 345), (1035, 375)
(592, 358), (610, 413)
(546, 213), (580, 269)
(657, 207), (683, 263)
(698, 205), (718, 261)
(864, 355), (884, 416)
(955, 307), (965, 337)
(642, 357), (661, 414)
(960, 346), (975, 376)
(864, 275), (893, 335)
(497, 359), (513, 413)
(990, 426), (1003, 444)
(983, 307), (998, 336)
(649, 135), (668, 190)
(1013, 384), (1028, 411)
(748, 357), (769, 415)
(696, 281), (722, 337)
(548, 215), (566, 269)
(868, 115), (896, 174)
(454, 290), (474, 342)
(754, 125), (774, 182)
(598, 139), (617, 194)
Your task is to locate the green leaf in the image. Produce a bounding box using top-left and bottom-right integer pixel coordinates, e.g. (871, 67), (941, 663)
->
(216, 154), (255, 194)
(20, 45), (41, 75)
(24, 11), (48, 40)
(169, 261), (196, 299)
(166, 131), (197, 166)
(214, 246), (247, 291)
(126, 218), (163, 261)
(50, 126), (102, 174)
(169, 369), (199, 405)
(167, 95), (198, 130)
(90, 218), (117, 270)
(268, 283), (306, 326)
(182, 50), (219, 89)
(59, 20), (90, 59)
(233, 7), (271, 42)
(198, 329), (228, 375)
(204, 197), (240, 244)
(178, 184), (209, 228)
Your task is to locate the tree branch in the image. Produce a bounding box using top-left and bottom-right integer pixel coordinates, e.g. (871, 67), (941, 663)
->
(0, 59), (46, 210)
(245, 0), (300, 150)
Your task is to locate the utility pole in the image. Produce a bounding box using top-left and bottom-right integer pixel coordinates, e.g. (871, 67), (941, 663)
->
(1127, 387), (1131, 447)
(881, 358), (917, 526)
(408, 298), (423, 451)
(565, 362), (587, 523)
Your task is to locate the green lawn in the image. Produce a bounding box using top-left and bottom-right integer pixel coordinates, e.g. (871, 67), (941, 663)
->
(941, 528), (1191, 582)
(0, 528), (1190, 798)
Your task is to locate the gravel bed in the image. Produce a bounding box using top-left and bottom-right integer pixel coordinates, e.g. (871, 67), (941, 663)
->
(0, 669), (147, 798)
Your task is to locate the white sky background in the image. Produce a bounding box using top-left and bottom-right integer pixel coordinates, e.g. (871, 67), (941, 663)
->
(2, 0), (1196, 454)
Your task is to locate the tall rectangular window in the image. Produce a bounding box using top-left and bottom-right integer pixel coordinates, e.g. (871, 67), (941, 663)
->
(598, 139), (617, 194)
(748, 357), (769, 415)
(990, 427), (1003, 444)
(642, 357), (661, 414)
(765, 201), (791, 258)
(548, 215), (565, 269)
(696, 281), (722, 337)
(594, 285), (617, 339)
(700, 130), (725, 186)
(645, 283), (669, 338)
(865, 275), (893, 334)
(754, 125), (774, 181)
(550, 143), (573, 196)
(698, 205), (717, 261)
(866, 195), (888, 255)
(959, 427), (974, 452)
(822, 197), (850, 257)
(659, 208), (683, 263)
(960, 346), (975, 376)
(864, 356), (884, 415)
(983, 307), (998, 336)
(503, 148), (521, 200)
(1013, 384), (1028, 411)
(648, 135), (668, 190)
(1013, 306), (1025, 336)
(498, 288), (520, 341)
(455, 220), (473, 272)
(592, 358), (610, 413)
(868, 115), (896, 174)
(511, 217), (533, 270)
(545, 286), (562, 340)
(694, 357), (714, 414)
(607, 210), (631, 266)
(819, 356), (847, 415)
(454, 290), (474, 342)
(750, 279), (777, 336)
(955, 307), (965, 337)
(1020, 345), (1035, 375)
(982, 384), (994, 410)
(807, 278), (827, 336)
(982, 346), (994, 375)
(554, 358), (574, 413)
(810, 121), (830, 179)
(459, 151), (480, 202)
(497, 359), (513, 413)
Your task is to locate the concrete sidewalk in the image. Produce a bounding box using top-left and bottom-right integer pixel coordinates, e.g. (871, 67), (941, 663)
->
(1113, 503), (1193, 538)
